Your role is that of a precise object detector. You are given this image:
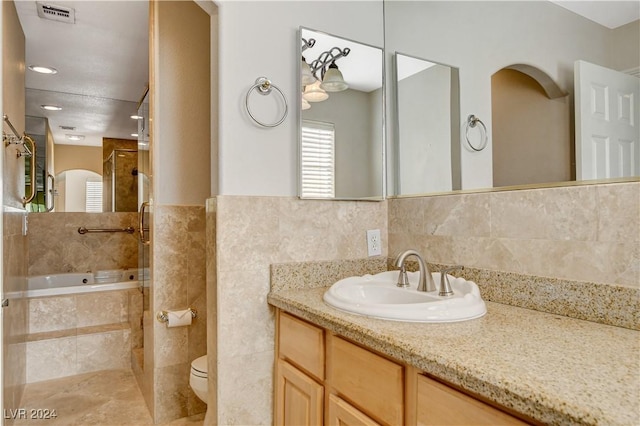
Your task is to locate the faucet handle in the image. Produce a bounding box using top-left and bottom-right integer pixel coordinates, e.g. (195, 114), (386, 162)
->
(396, 265), (410, 288)
(439, 265), (464, 297)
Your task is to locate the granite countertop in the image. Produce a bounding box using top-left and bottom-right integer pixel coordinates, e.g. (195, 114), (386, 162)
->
(268, 287), (640, 426)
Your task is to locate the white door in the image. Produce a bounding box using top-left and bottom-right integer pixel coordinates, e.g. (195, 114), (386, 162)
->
(575, 60), (640, 180)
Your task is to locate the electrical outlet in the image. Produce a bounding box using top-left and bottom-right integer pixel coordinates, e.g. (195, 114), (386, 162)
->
(366, 229), (382, 256)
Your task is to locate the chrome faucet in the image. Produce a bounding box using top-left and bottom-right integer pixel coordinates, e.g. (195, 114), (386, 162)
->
(394, 250), (436, 292)
(439, 265), (464, 297)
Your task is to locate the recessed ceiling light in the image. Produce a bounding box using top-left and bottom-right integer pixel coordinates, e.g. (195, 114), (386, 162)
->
(130, 115), (143, 120)
(131, 133), (139, 137)
(41, 105), (62, 111)
(66, 134), (85, 141)
(28, 65), (58, 74)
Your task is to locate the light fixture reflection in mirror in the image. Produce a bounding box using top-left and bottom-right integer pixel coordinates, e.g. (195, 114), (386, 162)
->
(394, 53), (461, 195)
(299, 27), (384, 201)
(300, 40), (351, 110)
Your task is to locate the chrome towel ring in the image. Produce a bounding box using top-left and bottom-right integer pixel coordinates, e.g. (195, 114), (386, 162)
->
(245, 76), (288, 128)
(464, 114), (488, 152)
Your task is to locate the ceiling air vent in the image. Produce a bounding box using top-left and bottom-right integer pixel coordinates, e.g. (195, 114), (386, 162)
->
(59, 125), (76, 131)
(36, 2), (75, 24)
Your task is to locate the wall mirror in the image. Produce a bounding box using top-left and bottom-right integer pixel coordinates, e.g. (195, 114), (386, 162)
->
(299, 27), (384, 200)
(394, 53), (460, 195)
(384, 0), (639, 197)
(16, 1), (148, 212)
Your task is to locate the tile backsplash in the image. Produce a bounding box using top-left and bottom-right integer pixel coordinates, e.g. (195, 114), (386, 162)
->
(389, 182), (639, 288)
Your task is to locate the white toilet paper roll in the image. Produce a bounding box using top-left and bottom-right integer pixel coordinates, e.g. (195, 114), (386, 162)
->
(167, 309), (193, 327)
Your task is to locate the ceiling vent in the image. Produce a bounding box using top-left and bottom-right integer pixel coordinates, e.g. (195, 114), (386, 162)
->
(59, 125), (76, 131)
(36, 2), (75, 24)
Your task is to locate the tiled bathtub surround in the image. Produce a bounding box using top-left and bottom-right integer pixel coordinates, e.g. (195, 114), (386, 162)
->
(25, 288), (137, 383)
(208, 196), (387, 425)
(389, 182), (639, 288)
(28, 212), (138, 276)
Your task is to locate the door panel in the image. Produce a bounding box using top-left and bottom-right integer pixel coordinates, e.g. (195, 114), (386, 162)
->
(575, 60), (640, 180)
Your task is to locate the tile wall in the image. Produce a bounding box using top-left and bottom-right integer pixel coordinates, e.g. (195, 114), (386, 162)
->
(208, 196), (388, 425)
(205, 182), (637, 425)
(28, 212), (138, 276)
(151, 205), (207, 424)
(3, 210), (28, 419)
(24, 288), (137, 383)
(389, 182), (639, 288)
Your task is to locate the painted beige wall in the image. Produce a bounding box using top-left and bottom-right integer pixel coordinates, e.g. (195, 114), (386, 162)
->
(610, 20), (640, 72)
(54, 144), (102, 175)
(146, 1), (212, 423)
(154, 0), (211, 205)
(492, 69), (572, 187)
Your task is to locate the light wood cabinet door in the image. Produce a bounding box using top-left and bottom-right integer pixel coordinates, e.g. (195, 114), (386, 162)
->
(327, 394), (381, 426)
(275, 360), (323, 426)
(327, 335), (404, 425)
(416, 374), (529, 425)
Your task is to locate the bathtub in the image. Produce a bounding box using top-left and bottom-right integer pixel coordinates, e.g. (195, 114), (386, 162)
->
(25, 268), (146, 298)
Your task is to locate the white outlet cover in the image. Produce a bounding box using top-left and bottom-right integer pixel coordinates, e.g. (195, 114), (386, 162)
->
(366, 229), (381, 256)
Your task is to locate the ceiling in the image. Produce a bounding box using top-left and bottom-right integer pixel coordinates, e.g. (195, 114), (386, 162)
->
(15, 1), (148, 147)
(549, 1), (640, 29)
(13, 1), (638, 148)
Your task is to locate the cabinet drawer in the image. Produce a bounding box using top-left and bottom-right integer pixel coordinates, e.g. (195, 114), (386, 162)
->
(416, 374), (529, 425)
(328, 335), (404, 425)
(278, 312), (324, 380)
(327, 394), (381, 426)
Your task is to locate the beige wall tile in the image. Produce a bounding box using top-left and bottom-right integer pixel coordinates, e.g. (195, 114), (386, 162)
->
(153, 363), (190, 424)
(150, 204), (207, 422)
(28, 212), (138, 275)
(596, 183), (640, 243)
(217, 350), (274, 426)
(76, 291), (129, 327)
(211, 196), (388, 425)
(28, 296), (76, 334)
(389, 182), (639, 287)
(26, 337), (76, 383)
(489, 186), (598, 241)
(76, 329), (131, 373)
(217, 268), (274, 359)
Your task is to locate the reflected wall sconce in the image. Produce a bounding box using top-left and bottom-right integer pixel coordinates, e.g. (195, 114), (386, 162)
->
(301, 38), (350, 107)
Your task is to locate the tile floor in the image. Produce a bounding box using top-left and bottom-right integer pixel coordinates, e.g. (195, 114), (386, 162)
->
(12, 369), (205, 426)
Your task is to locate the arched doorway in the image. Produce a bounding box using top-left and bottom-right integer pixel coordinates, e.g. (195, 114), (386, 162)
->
(491, 65), (573, 187)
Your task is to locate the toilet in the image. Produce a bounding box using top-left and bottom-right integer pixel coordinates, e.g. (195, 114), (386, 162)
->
(190, 355), (208, 403)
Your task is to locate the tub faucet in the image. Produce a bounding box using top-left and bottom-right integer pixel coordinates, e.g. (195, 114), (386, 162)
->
(394, 250), (436, 292)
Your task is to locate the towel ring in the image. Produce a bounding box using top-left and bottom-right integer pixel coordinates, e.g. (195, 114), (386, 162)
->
(465, 114), (488, 152)
(245, 77), (288, 128)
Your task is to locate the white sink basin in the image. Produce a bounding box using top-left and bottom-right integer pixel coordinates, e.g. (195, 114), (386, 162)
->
(323, 270), (487, 323)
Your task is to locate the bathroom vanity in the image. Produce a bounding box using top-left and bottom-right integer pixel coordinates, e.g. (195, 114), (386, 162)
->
(275, 310), (528, 425)
(268, 285), (639, 425)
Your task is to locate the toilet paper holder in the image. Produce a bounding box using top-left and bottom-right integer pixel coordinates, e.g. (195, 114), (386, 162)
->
(157, 308), (198, 323)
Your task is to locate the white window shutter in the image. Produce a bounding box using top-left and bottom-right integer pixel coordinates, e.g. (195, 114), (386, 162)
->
(301, 120), (335, 198)
(85, 180), (103, 212)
